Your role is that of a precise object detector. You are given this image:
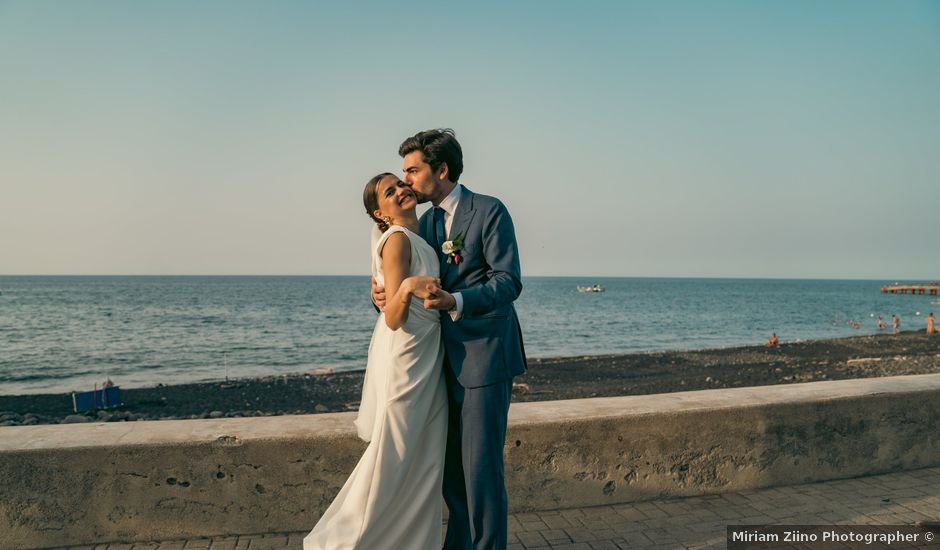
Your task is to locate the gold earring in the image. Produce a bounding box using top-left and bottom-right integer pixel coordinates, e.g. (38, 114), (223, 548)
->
(382, 216), (392, 225)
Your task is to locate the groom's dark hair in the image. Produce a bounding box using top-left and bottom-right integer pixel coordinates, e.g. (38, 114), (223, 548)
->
(399, 128), (463, 183)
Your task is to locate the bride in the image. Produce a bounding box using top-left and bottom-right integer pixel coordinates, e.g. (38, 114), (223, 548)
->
(304, 173), (448, 549)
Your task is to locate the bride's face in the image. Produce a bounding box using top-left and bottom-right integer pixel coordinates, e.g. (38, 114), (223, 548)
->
(373, 175), (417, 221)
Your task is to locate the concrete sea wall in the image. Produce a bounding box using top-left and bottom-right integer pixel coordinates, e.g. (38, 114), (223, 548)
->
(3, 374), (940, 548)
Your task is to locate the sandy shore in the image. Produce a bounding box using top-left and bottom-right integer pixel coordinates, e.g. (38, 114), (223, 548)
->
(1, 331), (938, 427)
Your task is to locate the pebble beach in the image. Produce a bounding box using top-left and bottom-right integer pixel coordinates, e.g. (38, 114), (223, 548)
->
(1, 330), (937, 427)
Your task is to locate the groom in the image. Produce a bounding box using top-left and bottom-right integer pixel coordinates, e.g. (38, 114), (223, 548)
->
(373, 128), (526, 549)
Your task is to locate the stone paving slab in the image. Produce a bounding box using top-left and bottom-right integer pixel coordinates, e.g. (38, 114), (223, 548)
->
(50, 467), (940, 549)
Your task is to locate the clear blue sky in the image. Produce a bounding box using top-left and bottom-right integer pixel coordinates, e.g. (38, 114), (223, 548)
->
(1, 1), (938, 278)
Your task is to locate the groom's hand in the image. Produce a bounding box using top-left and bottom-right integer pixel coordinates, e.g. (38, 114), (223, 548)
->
(411, 277), (442, 299)
(424, 286), (456, 312)
(371, 277), (387, 311)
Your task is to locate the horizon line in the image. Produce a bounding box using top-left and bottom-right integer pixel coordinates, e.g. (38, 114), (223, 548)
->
(1, 274), (935, 283)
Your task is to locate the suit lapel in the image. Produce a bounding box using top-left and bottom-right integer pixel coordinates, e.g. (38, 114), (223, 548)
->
(441, 187), (476, 280)
(448, 187), (476, 244)
(421, 208), (434, 244)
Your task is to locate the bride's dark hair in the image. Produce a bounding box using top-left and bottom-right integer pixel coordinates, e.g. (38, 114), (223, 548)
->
(363, 173), (395, 232)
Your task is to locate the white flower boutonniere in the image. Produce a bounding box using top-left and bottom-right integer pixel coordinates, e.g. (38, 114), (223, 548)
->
(442, 232), (464, 264)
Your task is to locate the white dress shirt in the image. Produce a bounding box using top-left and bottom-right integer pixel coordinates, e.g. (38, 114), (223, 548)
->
(436, 184), (464, 320)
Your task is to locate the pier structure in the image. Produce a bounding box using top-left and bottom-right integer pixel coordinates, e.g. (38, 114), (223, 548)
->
(881, 283), (940, 296)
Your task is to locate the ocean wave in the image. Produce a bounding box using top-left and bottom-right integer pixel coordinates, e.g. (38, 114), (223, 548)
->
(0, 372), (62, 383)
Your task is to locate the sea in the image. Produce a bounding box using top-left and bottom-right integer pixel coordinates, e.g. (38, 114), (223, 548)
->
(1, 276), (937, 395)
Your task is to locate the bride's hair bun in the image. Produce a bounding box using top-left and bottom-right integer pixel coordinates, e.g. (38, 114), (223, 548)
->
(363, 172), (395, 232)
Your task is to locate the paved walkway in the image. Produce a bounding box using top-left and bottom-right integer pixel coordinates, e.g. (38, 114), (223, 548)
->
(56, 467), (940, 549)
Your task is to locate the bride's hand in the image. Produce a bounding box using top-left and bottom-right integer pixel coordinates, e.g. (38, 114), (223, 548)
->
(408, 277), (441, 299)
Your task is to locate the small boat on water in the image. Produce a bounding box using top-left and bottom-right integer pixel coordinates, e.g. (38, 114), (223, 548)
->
(577, 284), (605, 293)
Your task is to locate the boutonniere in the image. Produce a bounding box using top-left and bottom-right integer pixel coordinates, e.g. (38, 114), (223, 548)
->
(441, 232), (464, 264)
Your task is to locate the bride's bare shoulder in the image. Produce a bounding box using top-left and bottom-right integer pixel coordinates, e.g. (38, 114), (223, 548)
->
(379, 230), (412, 260)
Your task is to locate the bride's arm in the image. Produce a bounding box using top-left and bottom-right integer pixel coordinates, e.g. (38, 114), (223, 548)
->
(381, 232), (416, 330)
(380, 233), (441, 330)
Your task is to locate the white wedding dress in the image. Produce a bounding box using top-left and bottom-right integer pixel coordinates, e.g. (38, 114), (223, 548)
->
(304, 225), (448, 550)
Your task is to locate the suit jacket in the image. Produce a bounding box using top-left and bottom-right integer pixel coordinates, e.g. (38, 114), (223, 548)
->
(419, 186), (527, 388)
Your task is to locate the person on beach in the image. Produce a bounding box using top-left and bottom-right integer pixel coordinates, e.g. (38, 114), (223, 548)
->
(373, 129), (526, 550)
(892, 314), (900, 334)
(877, 315), (887, 330)
(766, 333), (779, 348)
(304, 174), (448, 549)
(928, 312), (936, 334)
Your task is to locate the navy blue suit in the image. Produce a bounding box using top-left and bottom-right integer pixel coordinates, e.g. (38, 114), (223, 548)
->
(419, 187), (526, 550)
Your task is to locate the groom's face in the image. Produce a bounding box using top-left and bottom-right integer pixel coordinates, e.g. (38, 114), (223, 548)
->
(402, 151), (443, 204)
